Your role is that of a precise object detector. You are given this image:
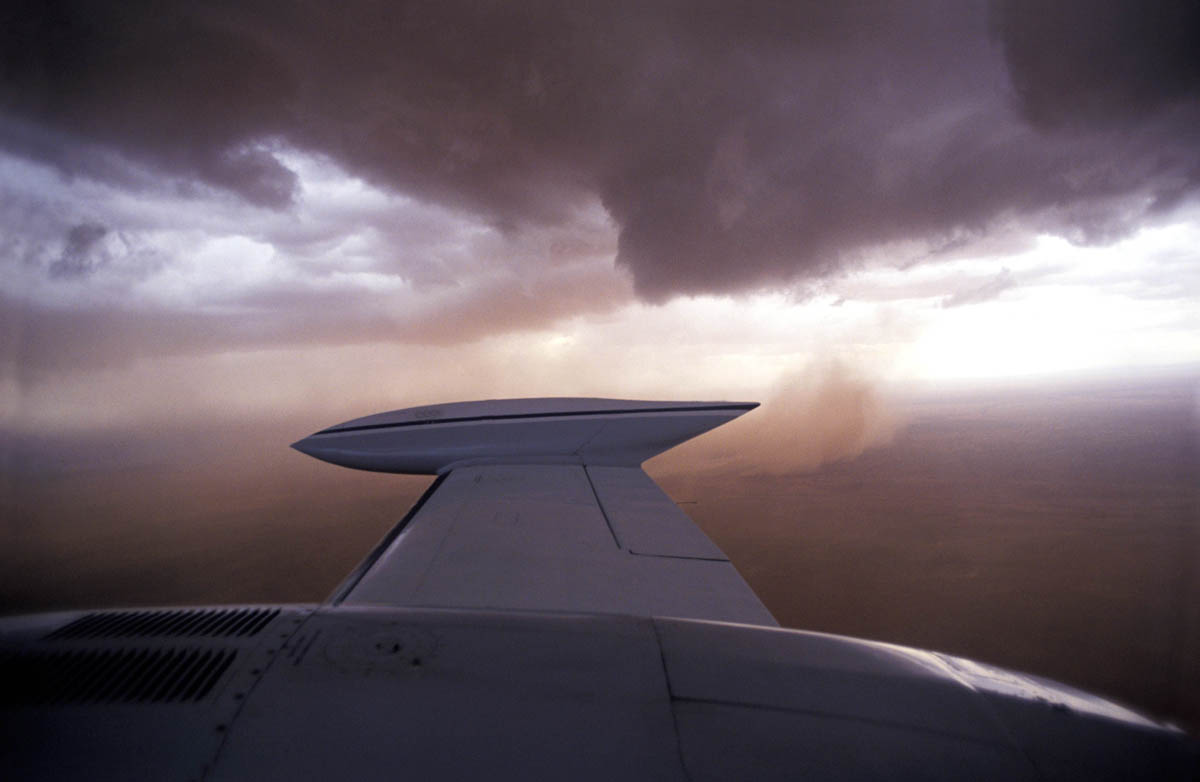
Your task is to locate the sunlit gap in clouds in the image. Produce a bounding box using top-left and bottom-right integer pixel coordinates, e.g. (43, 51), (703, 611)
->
(1, 144), (607, 312)
(892, 219), (1200, 383)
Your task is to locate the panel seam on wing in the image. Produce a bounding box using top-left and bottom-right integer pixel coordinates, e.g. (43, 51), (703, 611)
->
(627, 550), (729, 562)
(668, 694), (1024, 751)
(583, 463), (623, 549)
(650, 620), (696, 782)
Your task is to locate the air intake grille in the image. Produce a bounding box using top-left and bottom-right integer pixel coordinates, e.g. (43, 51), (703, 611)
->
(45, 607), (280, 640)
(0, 647), (237, 705)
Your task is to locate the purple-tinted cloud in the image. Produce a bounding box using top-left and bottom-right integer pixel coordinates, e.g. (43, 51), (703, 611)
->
(47, 222), (107, 279)
(1, 0), (1197, 301)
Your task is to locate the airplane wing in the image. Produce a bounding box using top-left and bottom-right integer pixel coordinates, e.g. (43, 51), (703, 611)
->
(2, 397), (1195, 781)
(293, 398), (775, 624)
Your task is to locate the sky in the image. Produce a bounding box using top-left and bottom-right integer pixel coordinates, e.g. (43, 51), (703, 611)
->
(2, 0), (1200, 729)
(0, 0), (1198, 439)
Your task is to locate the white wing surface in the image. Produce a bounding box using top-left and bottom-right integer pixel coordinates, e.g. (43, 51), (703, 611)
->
(294, 398), (777, 625)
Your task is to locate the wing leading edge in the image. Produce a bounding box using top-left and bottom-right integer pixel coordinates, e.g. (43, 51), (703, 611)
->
(293, 398), (776, 625)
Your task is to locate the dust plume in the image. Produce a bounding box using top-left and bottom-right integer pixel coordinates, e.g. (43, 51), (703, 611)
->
(649, 362), (904, 480)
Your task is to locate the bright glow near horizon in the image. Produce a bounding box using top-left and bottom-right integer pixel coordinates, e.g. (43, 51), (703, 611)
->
(893, 227), (1200, 382)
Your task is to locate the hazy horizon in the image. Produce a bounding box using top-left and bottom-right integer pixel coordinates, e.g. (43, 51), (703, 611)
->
(4, 373), (1196, 732)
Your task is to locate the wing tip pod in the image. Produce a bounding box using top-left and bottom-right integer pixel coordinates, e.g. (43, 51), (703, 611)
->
(293, 397), (757, 474)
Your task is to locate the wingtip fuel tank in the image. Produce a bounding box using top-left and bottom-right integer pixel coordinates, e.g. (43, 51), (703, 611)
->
(291, 397), (758, 474)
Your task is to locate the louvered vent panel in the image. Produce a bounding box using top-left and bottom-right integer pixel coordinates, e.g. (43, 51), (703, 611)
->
(44, 607), (280, 640)
(0, 647), (237, 705)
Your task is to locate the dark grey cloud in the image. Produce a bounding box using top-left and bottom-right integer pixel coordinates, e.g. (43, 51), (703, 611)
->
(2, 0), (1197, 299)
(992, 1), (1200, 130)
(47, 222), (107, 279)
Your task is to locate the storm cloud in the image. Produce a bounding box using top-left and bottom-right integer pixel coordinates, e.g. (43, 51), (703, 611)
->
(2, 0), (1197, 300)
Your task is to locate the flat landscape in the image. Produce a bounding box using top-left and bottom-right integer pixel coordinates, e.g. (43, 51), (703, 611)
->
(3, 376), (1197, 731)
